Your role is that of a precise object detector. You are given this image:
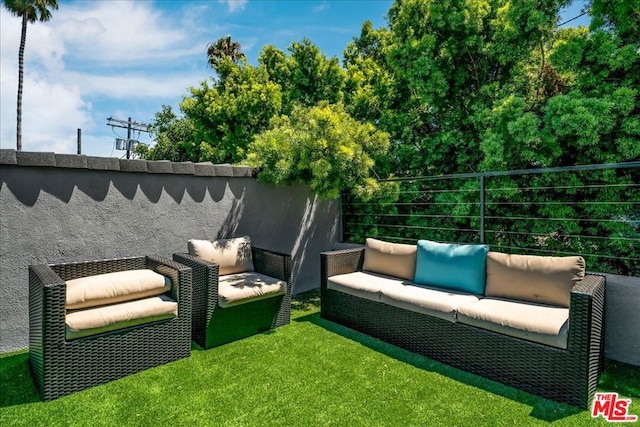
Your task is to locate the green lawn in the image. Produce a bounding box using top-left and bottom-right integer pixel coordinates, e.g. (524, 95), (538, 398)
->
(1, 290), (638, 426)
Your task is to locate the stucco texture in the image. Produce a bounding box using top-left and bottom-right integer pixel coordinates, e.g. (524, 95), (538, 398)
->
(0, 164), (340, 352)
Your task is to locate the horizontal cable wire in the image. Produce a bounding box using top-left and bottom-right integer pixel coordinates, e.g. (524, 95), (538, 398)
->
(484, 229), (640, 242)
(348, 201), (480, 206)
(345, 213), (480, 220)
(345, 222), (479, 234)
(343, 163), (640, 275)
(485, 183), (640, 192)
(343, 233), (479, 245)
(484, 215), (633, 223)
(484, 201), (639, 206)
(398, 188), (478, 195)
(489, 244), (640, 262)
(382, 161), (640, 182)
(347, 213), (639, 224)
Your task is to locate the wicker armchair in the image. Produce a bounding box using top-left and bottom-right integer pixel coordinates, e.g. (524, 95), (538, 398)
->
(174, 243), (291, 349)
(29, 255), (192, 401)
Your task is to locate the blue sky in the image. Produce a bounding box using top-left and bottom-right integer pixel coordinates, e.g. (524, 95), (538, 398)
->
(0, 0), (590, 158)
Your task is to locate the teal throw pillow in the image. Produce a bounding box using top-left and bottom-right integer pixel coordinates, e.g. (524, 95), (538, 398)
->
(414, 240), (489, 294)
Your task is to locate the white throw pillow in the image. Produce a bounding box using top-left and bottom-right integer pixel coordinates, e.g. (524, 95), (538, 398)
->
(188, 236), (255, 275)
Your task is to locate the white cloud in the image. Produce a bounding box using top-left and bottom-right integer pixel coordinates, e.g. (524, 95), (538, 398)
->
(219, 0), (248, 14)
(0, 71), (93, 153)
(54, 1), (197, 65)
(62, 70), (207, 100)
(0, 3), (212, 156)
(313, 2), (330, 13)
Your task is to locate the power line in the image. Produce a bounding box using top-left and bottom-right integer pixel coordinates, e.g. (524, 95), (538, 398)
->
(557, 9), (591, 27)
(106, 116), (151, 159)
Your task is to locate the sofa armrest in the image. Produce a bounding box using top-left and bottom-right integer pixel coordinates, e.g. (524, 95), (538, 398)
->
(49, 256), (147, 281)
(320, 247), (365, 291)
(29, 264), (67, 350)
(146, 255), (192, 321)
(252, 247), (292, 286)
(173, 253), (219, 325)
(567, 274), (606, 353)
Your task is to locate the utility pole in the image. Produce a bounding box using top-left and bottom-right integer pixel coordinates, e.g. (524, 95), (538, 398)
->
(106, 117), (151, 159)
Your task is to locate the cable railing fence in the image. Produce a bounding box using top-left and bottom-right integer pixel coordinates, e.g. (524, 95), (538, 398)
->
(342, 162), (640, 276)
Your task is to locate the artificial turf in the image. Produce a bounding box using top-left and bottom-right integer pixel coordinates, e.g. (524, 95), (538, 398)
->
(1, 290), (638, 426)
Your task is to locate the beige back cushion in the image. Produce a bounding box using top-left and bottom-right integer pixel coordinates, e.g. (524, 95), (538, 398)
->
(362, 238), (417, 281)
(485, 251), (586, 307)
(66, 269), (171, 309)
(188, 236), (255, 275)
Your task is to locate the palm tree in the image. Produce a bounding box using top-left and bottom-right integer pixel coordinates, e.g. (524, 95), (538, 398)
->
(3, 0), (59, 151)
(206, 35), (245, 70)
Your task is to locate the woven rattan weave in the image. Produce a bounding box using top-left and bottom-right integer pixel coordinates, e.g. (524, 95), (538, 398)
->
(29, 255), (192, 401)
(174, 247), (291, 349)
(320, 247), (605, 408)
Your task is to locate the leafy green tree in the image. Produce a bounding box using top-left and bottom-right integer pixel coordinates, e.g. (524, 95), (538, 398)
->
(343, 0), (639, 275)
(3, 0), (58, 150)
(343, 21), (392, 123)
(589, 0), (640, 44)
(206, 35), (246, 81)
(259, 38), (346, 113)
(246, 102), (395, 201)
(171, 37), (347, 165)
(135, 105), (199, 162)
(381, 0), (568, 176)
(342, 20), (398, 177)
(181, 62), (282, 164)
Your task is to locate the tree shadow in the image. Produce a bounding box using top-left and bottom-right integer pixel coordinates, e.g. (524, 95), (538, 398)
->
(294, 312), (584, 422)
(0, 351), (40, 407)
(599, 360), (640, 398)
(291, 289), (321, 314)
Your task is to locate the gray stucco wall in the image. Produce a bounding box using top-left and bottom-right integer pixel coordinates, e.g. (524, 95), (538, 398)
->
(0, 151), (340, 353)
(602, 274), (640, 366)
(1, 150), (638, 367)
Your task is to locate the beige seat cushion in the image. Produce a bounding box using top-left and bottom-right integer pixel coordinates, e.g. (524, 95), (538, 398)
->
(218, 272), (286, 308)
(456, 298), (569, 349)
(66, 269), (172, 310)
(327, 271), (408, 303)
(485, 252), (585, 307)
(380, 284), (480, 323)
(362, 238), (417, 281)
(188, 236), (254, 275)
(65, 295), (178, 340)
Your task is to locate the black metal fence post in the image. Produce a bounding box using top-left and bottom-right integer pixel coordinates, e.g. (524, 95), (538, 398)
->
(480, 174), (486, 244)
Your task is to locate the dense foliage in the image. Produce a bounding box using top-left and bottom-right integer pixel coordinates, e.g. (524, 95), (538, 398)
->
(246, 102), (393, 200)
(141, 0), (639, 274)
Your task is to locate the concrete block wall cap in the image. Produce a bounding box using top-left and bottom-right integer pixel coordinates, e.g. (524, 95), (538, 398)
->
(0, 149), (17, 165)
(16, 151), (56, 167)
(171, 161), (195, 175)
(86, 156), (120, 170)
(118, 158), (148, 172)
(147, 160), (174, 174)
(213, 164), (234, 177)
(194, 162), (216, 176)
(232, 166), (255, 177)
(54, 154), (88, 169)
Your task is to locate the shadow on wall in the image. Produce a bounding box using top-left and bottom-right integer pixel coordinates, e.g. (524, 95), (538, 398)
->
(216, 179), (340, 293)
(2, 168), (184, 206)
(2, 169), (340, 290)
(1, 167), (230, 207)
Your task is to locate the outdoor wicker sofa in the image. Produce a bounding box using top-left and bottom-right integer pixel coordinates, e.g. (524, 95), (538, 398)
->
(29, 255), (192, 401)
(320, 238), (606, 408)
(173, 236), (292, 349)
